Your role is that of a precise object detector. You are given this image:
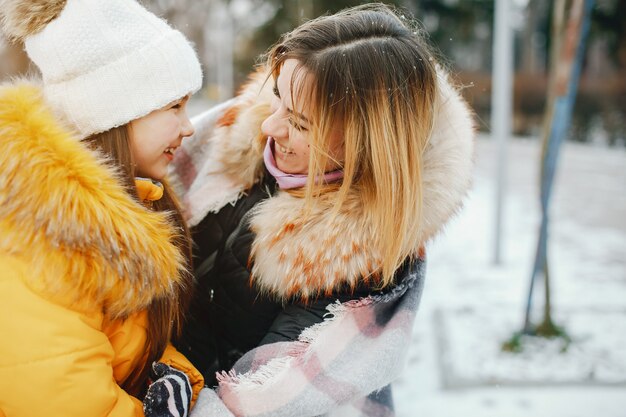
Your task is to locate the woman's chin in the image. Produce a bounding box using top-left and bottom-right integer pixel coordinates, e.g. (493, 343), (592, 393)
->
(276, 161), (306, 176)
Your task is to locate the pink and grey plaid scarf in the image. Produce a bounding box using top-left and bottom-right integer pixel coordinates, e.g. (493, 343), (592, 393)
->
(190, 261), (425, 417)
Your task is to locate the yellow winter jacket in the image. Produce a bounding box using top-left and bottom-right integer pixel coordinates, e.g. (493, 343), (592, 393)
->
(0, 83), (203, 416)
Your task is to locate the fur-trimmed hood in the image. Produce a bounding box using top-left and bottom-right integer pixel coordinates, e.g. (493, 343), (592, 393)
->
(0, 82), (185, 319)
(171, 67), (475, 300)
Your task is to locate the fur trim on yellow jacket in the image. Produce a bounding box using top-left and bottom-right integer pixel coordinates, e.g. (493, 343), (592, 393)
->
(0, 82), (203, 416)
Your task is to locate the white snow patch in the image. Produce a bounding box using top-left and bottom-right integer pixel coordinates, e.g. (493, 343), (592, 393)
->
(394, 136), (626, 416)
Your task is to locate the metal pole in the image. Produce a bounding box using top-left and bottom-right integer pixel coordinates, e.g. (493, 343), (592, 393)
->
(523, 0), (594, 332)
(216, 1), (234, 100)
(491, 0), (514, 265)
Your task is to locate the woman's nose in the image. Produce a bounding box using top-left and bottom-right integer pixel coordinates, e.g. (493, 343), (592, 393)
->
(261, 111), (288, 139)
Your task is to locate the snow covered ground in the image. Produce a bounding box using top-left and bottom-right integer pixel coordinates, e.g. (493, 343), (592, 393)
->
(394, 136), (626, 417)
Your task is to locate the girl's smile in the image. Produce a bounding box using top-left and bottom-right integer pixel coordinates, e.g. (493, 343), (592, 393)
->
(163, 146), (178, 161)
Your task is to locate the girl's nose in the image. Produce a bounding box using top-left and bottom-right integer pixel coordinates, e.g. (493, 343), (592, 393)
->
(181, 113), (194, 137)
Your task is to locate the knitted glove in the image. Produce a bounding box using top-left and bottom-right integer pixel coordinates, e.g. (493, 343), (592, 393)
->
(143, 362), (192, 417)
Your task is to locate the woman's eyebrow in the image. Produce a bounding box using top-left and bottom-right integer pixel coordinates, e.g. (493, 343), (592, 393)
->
(286, 107), (310, 124)
(273, 80), (281, 97)
(275, 81), (310, 124)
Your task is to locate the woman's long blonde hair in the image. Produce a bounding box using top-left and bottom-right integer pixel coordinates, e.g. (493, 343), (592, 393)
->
(267, 4), (438, 287)
(84, 126), (193, 398)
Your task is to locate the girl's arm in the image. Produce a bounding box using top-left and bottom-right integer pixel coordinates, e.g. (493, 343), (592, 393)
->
(0, 260), (144, 417)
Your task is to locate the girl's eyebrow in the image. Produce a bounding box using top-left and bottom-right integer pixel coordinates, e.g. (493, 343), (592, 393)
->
(176, 95), (191, 104)
(169, 97), (184, 107)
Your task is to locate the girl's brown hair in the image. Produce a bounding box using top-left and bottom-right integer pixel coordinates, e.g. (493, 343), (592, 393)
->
(266, 4), (439, 287)
(83, 125), (193, 398)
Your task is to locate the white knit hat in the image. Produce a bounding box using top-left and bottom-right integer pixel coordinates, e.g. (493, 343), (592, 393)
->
(1, 0), (203, 137)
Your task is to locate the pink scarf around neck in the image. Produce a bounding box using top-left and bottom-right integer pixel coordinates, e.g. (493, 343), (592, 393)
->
(263, 137), (343, 190)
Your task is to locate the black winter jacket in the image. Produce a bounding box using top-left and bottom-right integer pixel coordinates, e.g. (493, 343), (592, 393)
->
(175, 173), (374, 386)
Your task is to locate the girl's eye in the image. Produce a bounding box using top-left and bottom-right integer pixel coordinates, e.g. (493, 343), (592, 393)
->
(272, 85), (280, 98)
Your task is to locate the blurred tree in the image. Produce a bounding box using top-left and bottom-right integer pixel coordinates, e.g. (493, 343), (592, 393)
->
(3, 0), (619, 142)
(411, 0), (494, 69)
(233, 0), (406, 85)
(590, 0), (626, 67)
(520, 0), (550, 73)
(242, 0), (497, 76)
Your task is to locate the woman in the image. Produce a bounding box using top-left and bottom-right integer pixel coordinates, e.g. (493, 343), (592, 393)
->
(0, 0), (205, 415)
(169, 4), (474, 416)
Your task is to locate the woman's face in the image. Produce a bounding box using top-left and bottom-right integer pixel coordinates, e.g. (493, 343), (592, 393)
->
(129, 96), (194, 180)
(261, 59), (343, 175)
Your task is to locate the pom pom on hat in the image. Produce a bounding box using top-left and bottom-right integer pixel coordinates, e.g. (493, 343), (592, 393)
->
(0, 0), (67, 41)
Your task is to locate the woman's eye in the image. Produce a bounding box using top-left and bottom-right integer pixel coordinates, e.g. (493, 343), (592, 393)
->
(288, 118), (307, 132)
(272, 85), (280, 98)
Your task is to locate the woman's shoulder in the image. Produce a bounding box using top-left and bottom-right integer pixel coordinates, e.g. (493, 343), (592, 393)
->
(192, 172), (276, 262)
(258, 257), (424, 345)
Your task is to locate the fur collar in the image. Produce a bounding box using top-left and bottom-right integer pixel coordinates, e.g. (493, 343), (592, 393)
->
(0, 82), (185, 318)
(248, 191), (384, 300)
(173, 67), (475, 300)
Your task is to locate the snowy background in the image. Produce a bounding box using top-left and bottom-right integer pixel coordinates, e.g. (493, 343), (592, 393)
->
(393, 135), (626, 417)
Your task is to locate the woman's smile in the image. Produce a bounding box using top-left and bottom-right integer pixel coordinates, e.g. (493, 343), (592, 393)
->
(274, 140), (296, 158)
(261, 60), (344, 175)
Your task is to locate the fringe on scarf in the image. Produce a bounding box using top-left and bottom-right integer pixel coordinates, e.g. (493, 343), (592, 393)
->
(216, 261), (424, 388)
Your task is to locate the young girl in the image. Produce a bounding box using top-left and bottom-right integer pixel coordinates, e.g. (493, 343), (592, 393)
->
(169, 4), (474, 416)
(0, 0), (204, 415)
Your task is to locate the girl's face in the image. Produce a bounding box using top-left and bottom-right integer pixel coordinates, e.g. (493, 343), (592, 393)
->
(129, 96), (194, 180)
(261, 59), (343, 175)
